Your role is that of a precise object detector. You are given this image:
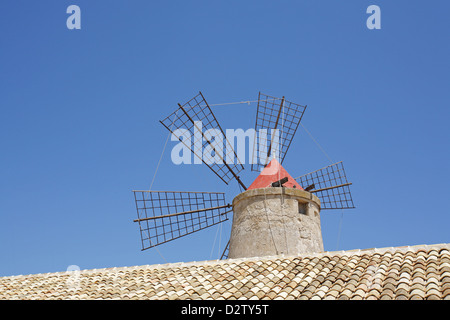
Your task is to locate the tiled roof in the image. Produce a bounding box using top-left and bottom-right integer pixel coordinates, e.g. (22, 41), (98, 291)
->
(1, 243), (450, 300)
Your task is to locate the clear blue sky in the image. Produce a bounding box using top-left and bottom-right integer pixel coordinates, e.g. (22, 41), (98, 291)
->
(0, 1), (449, 277)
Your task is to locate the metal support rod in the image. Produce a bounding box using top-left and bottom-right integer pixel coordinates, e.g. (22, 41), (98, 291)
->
(134, 204), (232, 223)
(178, 103), (248, 191)
(309, 182), (353, 194)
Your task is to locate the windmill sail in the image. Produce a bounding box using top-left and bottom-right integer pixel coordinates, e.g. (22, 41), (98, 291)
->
(251, 92), (307, 172)
(294, 161), (355, 210)
(220, 240), (230, 260)
(160, 92), (247, 190)
(133, 191), (231, 250)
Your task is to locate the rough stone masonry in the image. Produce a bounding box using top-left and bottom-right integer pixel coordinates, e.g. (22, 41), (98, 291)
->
(228, 187), (324, 259)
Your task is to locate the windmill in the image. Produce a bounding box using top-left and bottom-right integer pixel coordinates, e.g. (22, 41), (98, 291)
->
(132, 91), (355, 259)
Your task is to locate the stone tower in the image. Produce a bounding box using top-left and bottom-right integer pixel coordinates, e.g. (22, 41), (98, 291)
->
(228, 159), (324, 259)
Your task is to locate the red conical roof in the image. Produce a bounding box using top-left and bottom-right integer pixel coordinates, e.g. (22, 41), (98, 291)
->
(247, 158), (303, 190)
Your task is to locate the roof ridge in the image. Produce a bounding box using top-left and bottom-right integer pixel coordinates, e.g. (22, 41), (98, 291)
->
(2, 243), (449, 279)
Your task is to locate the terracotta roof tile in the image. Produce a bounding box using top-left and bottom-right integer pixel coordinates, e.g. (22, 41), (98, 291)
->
(443, 288), (450, 299)
(2, 243), (450, 300)
(338, 293), (350, 300)
(392, 288), (405, 299)
(442, 283), (450, 293)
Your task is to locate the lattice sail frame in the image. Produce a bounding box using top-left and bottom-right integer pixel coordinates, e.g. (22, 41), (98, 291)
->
(294, 161), (355, 210)
(251, 92), (307, 172)
(160, 92), (246, 190)
(133, 191), (231, 250)
(220, 240), (230, 260)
